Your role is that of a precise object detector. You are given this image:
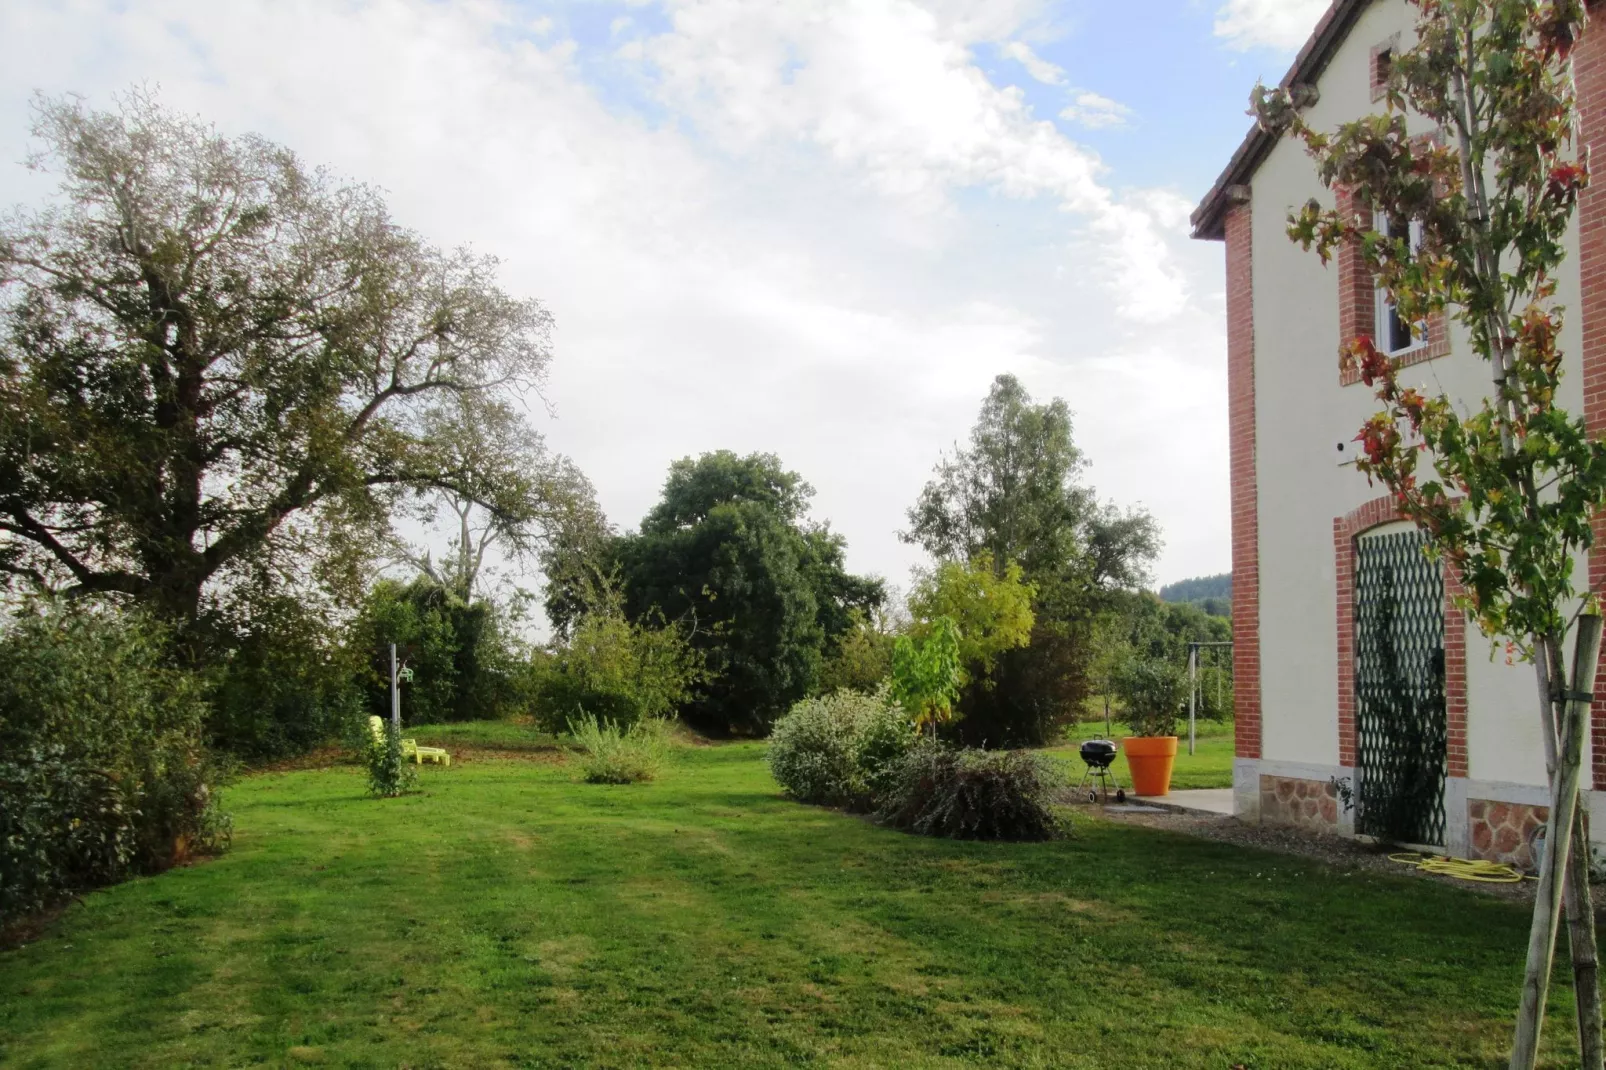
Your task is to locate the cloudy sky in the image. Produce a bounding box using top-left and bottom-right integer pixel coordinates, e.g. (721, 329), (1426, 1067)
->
(0, 0), (1330, 598)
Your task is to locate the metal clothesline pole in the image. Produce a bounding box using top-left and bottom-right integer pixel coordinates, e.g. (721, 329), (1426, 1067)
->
(390, 643), (401, 733)
(1186, 641), (1234, 757)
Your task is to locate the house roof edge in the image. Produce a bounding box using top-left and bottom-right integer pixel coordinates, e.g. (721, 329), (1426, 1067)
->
(1191, 0), (1374, 241)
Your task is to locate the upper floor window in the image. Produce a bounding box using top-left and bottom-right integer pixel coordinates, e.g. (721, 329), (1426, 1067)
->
(1374, 212), (1424, 356)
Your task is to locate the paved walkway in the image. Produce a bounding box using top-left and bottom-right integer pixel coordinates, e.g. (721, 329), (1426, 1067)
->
(1133, 788), (1235, 816)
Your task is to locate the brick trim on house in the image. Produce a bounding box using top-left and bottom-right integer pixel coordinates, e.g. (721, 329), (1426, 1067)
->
(1226, 201), (1261, 761)
(1335, 186), (1449, 388)
(1577, 6), (1606, 790)
(1334, 495), (1468, 777)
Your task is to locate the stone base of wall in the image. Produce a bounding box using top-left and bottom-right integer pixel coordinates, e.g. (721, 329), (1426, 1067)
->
(1260, 775), (1340, 831)
(1468, 799), (1549, 871)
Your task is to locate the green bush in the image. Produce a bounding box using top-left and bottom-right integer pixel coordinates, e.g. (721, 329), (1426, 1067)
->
(851, 686), (918, 800)
(567, 715), (670, 784)
(0, 604), (231, 924)
(350, 579), (524, 725)
(876, 744), (1065, 841)
(364, 721), (418, 798)
(532, 606), (702, 734)
(1111, 657), (1188, 738)
(207, 595), (364, 761)
(767, 688), (913, 807)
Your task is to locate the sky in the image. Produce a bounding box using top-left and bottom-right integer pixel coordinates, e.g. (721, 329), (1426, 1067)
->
(0, 0), (1331, 601)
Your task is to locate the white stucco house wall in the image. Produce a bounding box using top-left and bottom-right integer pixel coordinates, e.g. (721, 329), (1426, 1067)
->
(1192, 0), (1606, 867)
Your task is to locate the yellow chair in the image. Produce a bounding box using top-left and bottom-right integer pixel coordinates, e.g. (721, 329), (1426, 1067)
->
(368, 716), (451, 766)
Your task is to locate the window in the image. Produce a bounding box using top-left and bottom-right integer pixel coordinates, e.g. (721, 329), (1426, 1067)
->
(1374, 212), (1424, 356)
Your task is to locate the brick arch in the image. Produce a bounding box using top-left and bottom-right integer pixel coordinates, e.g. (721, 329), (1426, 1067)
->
(1334, 496), (1468, 777)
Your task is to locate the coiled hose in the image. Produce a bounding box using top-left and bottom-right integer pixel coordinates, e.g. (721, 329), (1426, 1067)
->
(1388, 851), (1535, 883)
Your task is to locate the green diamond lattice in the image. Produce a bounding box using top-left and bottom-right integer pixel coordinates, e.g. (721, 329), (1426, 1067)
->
(1353, 528), (1448, 847)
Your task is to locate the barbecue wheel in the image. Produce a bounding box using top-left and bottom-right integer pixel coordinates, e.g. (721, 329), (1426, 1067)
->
(1116, 789), (1126, 803)
(1087, 790), (1098, 804)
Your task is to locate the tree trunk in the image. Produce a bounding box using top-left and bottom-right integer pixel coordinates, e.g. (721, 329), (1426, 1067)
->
(1511, 615), (1603, 1070)
(1567, 802), (1603, 1070)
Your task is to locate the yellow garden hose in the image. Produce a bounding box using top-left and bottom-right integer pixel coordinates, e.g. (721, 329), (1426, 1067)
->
(1388, 851), (1536, 884)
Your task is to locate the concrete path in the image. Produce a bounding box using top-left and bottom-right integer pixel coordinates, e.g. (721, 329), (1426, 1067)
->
(1132, 788), (1235, 816)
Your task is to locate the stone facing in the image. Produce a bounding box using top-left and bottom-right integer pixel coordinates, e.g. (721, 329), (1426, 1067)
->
(1467, 799), (1549, 872)
(1259, 775), (1340, 831)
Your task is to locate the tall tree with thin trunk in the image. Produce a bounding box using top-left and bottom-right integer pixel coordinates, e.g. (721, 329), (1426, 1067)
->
(1255, 3), (1606, 1065)
(0, 91), (553, 633)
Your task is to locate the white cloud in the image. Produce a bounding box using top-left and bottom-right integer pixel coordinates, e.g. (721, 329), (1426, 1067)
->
(0, 0), (1231, 595)
(1213, 0), (1328, 52)
(610, 15), (633, 35)
(1000, 40), (1065, 86)
(1059, 90), (1131, 130)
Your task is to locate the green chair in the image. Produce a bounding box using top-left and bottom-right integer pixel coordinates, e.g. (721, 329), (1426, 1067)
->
(368, 716), (451, 766)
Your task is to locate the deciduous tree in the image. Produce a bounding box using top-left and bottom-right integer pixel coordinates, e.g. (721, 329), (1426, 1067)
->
(0, 91), (553, 634)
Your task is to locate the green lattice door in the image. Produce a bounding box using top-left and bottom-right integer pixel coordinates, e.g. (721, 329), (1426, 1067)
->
(1353, 527), (1448, 846)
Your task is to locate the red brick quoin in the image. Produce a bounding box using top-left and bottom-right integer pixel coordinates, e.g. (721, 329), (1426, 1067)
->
(1577, 4), (1606, 790)
(1225, 199), (1260, 761)
(1334, 495), (1468, 778)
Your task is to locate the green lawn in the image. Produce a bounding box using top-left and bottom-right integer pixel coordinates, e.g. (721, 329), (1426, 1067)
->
(0, 729), (1589, 1068)
(1047, 717), (1236, 792)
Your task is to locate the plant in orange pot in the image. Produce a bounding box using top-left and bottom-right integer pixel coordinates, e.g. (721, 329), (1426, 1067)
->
(1112, 657), (1188, 797)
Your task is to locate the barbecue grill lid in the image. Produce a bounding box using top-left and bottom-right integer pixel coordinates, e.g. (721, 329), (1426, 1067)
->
(1079, 739), (1118, 759)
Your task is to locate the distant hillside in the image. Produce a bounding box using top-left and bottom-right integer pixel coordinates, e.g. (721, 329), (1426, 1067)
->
(1159, 573), (1232, 617)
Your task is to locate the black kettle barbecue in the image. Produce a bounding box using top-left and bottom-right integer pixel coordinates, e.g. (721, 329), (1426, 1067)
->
(1077, 739), (1125, 803)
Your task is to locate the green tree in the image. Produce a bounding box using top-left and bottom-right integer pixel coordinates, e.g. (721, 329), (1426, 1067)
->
(349, 578), (518, 725)
(905, 375), (1160, 744)
(1254, 3), (1605, 1063)
(595, 452), (883, 734)
(816, 608), (897, 694)
(907, 552), (1035, 683)
(890, 616), (963, 733)
(0, 91), (554, 635)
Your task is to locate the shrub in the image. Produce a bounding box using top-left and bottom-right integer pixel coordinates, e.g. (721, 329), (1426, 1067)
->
(0, 603), (231, 925)
(532, 606), (703, 735)
(364, 721), (418, 798)
(568, 715), (670, 784)
(876, 743), (1065, 841)
(851, 686), (918, 800)
(767, 687), (913, 807)
(1111, 657), (1188, 738)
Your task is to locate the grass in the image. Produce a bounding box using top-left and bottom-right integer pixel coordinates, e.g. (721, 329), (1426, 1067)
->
(1047, 717), (1236, 792)
(0, 727), (1590, 1068)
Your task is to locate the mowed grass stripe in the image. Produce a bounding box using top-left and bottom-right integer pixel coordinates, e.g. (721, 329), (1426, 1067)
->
(0, 737), (1587, 1068)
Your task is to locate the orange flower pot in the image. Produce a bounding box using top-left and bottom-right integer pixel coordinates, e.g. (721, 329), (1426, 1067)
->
(1122, 736), (1179, 797)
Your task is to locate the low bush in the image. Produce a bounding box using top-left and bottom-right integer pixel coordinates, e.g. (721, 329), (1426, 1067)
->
(767, 687), (914, 807)
(0, 603), (231, 925)
(876, 744), (1065, 841)
(364, 721), (418, 798)
(568, 714), (670, 784)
